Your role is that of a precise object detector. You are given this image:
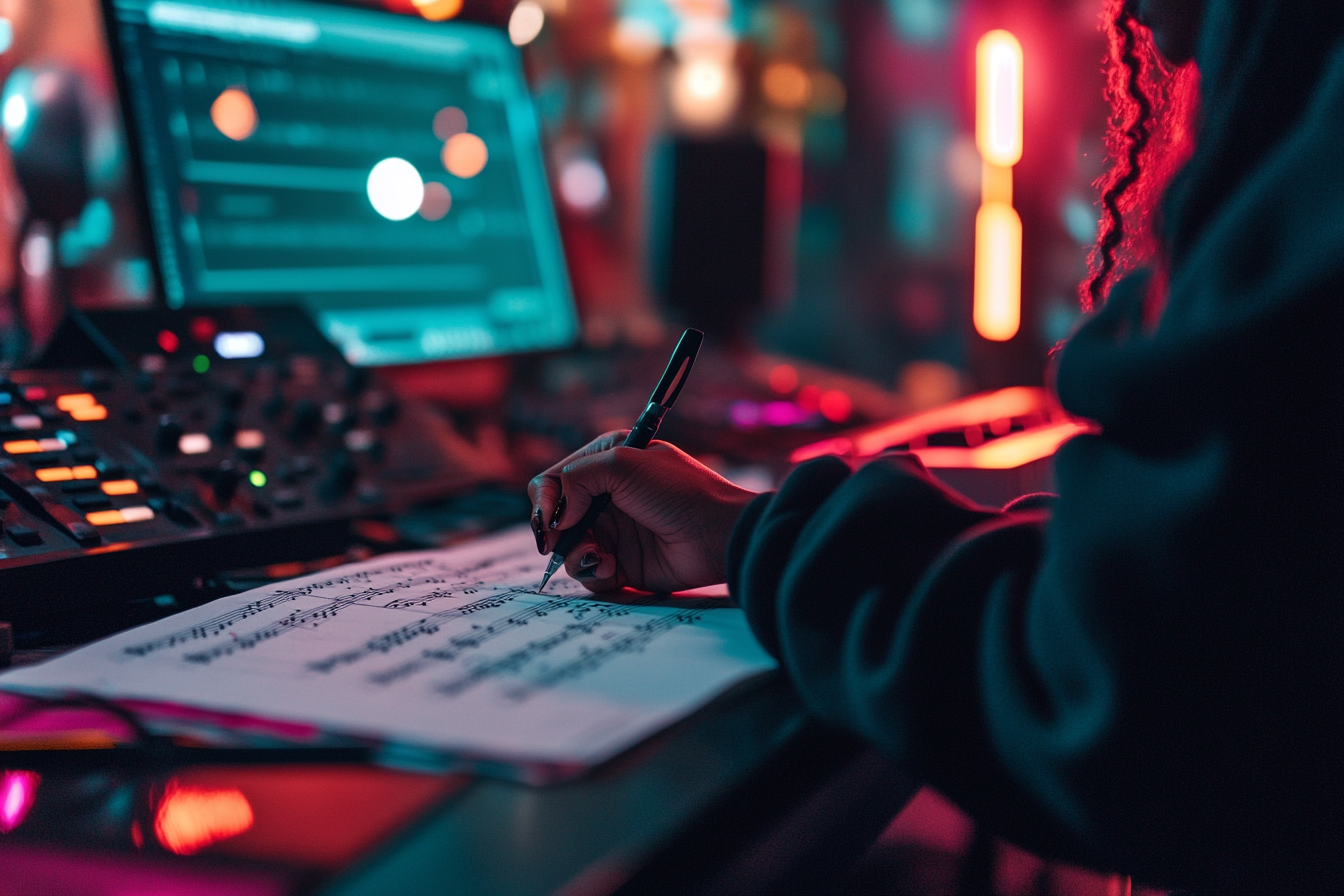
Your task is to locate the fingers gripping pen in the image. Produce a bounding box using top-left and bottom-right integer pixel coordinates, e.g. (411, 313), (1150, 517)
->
(538, 329), (704, 591)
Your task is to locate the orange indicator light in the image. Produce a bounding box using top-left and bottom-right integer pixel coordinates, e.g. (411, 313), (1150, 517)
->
(155, 781), (254, 855)
(976, 30), (1023, 168)
(35, 466), (97, 482)
(101, 479), (139, 496)
(86, 506), (155, 526)
(973, 202), (1023, 341)
(55, 393), (95, 411)
(4, 438), (66, 455)
(70, 405), (108, 421)
(85, 510), (125, 526)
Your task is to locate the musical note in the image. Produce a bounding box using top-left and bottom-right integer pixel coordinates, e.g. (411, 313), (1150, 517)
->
(2, 527), (776, 773)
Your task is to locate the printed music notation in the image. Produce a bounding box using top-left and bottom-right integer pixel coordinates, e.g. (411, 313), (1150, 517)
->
(0, 527), (777, 770)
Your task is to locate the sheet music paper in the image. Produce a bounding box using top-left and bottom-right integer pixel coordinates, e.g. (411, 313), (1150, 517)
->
(0, 527), (776, 774)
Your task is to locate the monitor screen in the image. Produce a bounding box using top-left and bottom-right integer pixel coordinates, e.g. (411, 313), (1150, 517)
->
(103, 0), (578, 365)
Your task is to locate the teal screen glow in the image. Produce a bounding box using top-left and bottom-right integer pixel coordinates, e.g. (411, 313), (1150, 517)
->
(108, 0), (577, 364)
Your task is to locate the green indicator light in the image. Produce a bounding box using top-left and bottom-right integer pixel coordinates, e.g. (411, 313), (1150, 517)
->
(249, 470), (267, 488)
(192, 354), (210, 374)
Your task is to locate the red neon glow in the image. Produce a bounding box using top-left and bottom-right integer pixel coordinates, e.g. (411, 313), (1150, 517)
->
(0, 771), (39, 833)
(157, 330), (180, 353)
(976, 30), (1023, 168)
(796, 384), (822, 413)
(768, 364), (799, 394)
(791, 387), (1063, 464)
(819, 390), (853, 423)
(973, 202), (1023, 341)
(190, 316), (218, 344)
(910, 421), (1093, 470)
(154, 781), (254, 855)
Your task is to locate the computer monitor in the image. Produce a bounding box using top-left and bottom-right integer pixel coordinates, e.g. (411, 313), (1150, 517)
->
(102, 0), (578, 366)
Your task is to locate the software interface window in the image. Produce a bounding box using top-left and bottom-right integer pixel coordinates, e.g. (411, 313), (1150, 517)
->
(110, 0), (577, 365)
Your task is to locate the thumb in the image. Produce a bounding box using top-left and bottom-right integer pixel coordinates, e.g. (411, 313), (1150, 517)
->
(553, 447), (633, 531)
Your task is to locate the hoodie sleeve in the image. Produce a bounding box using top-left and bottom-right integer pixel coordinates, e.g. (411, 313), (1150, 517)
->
(725, 52), (1344, 893)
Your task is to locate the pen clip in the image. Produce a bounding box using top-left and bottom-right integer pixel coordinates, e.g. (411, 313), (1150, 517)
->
(648, 329), (703, 411)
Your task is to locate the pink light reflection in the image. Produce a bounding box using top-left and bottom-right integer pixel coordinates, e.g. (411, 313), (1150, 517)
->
(1, 771), (40, 833)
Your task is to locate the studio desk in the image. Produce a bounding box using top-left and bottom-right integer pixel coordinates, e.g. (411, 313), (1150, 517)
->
(0, 667), (916, 896)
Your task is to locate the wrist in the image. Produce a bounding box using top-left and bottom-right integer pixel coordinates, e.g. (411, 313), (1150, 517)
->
(706, 485), (759, 584)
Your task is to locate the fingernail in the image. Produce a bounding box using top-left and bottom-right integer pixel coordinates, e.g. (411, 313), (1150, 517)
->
(532, 510), (547, 554)
(579, 551), (600, 570)
(575, 567), (597, 579)
(550, 496), (566, 529)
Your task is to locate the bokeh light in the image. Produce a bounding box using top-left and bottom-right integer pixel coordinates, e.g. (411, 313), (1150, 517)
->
(367, 157), (425, 221)
(898, 360), (962, 411)
(761, 62), (811, 110)
(670, 57), (739, 130)
(509, 0), (546, 46)
(558, 157), (609, 213)
(210, 88), (257, 141)
(411, 0), (463, 21)
(442, 132), (489, 179)
(419, 181), (452, 220)
(819, 390), (852, 423)
(0, 771), (39, 833)
(610, 18), (663, 64)
(768, 364), (799, 394)
(154, 781), (254, 855)
(432, 106), (467, 141)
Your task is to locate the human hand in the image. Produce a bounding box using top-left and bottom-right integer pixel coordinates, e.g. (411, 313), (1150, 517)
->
(528, 432), (758, 593)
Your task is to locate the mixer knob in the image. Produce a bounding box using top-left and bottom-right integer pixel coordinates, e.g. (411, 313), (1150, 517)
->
(219, 384), (245, 410)
(344, 366), (370, 395)
(319, 452), (358, 501)
(212, 462), (243, 505)
(367, 393), (399, 427)
(262, 391), (285, 419)
(290, 399), (320, 440)
(155, 416), (184, 455)
(211, 411), (239, 443)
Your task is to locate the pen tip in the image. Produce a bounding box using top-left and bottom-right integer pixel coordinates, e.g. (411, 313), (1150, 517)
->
(538, 571), (552, 592)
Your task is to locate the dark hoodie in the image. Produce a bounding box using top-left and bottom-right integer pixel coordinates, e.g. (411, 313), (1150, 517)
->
(726, 2), (1344, 892)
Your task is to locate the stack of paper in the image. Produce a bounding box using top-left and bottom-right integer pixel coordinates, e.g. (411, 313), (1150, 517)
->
(0, 527), (777, 781)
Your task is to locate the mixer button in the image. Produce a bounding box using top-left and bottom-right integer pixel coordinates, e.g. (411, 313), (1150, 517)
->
(154, 416), (184, 455)
(289, 399), (320, 439)
(73, 495), (113, 511)
(272, 489), (303, 509)
(7, 525), (41, 546)
(262, 392), (286, 419)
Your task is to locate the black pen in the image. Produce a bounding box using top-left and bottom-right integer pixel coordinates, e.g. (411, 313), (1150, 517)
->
(538, 328), (704, 592)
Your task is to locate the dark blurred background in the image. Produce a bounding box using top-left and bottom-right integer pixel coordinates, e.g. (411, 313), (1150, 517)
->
(0, 0), (1110, 409)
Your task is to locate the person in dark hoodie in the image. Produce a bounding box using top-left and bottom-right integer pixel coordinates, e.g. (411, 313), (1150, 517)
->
(529, 0), (1344, 891)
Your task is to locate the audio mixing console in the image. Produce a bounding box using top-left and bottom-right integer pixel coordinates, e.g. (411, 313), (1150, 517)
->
(0, 307), (473, 637)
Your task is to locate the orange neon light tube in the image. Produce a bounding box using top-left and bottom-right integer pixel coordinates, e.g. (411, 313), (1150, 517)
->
(973, 201), (1022, 341)
(976, 30), (1023, 168)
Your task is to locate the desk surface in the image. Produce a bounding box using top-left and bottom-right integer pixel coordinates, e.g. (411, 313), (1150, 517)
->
(1, 676), (915, 896)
